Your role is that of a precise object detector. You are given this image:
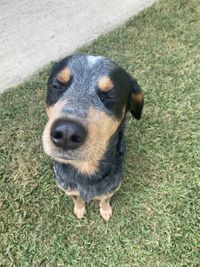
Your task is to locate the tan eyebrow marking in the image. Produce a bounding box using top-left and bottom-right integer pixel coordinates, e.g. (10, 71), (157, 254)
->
(57, 67), (71, 84)
(98, 76), (113, 92)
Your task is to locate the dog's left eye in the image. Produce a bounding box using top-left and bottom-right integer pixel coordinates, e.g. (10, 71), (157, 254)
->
(98, 91), (116, 102)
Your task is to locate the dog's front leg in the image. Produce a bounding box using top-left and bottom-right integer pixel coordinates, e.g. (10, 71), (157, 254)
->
(99, 197), (112, 222)
(72, 196), (86, 219)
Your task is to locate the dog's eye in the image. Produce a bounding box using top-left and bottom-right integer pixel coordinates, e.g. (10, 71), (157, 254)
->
(52, 80), (66, 90)
(99, 93), (105, 101)
(51, 74), (73, 91)
(98, 91), (117, 102)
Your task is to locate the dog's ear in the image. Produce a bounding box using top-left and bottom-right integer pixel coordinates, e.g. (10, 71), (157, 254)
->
(127, 75), (144, 120)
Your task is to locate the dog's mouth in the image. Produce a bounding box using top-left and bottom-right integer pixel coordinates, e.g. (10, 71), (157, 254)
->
(44, 145), (86, 162)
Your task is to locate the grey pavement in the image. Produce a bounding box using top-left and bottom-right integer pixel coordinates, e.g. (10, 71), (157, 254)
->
(0, 0), (155, 93)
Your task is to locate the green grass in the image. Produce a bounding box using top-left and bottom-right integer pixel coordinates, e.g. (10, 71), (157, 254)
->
(0, 0), (200, 266)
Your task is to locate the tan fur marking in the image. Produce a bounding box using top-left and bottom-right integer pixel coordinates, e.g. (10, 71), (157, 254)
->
(45, 100), (66, 118)
(72, 196), (86, 219)
(71, 161), (99, 175)
(98, 76), (113, 92)
(43, 100), (67, 156)
(83, 106), (121, 161)
(99, 198), (112, 221)
(58, 187), (85, 218)
(65, 189), (80, 196)
(94, 184), (121, 221)
(49, 158), (98, 176)
(57, 67), (71, 84)
(132, 93), (144, 104)
(46, 106), (53, 118)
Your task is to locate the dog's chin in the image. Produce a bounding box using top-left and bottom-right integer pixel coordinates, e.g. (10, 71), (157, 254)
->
(43, 142), (92, 163)
(50, 151), (101, 164)
(46, 149), (88, 163)
(48, 152), (81, 162)
(54, 155), (75, 162)
(43, 140), (105, 163)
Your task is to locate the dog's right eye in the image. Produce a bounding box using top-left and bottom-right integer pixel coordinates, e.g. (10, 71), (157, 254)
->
(51, 73), (73, 91)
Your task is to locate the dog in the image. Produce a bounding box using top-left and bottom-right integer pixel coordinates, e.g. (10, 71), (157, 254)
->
(42, 54), (144, 221)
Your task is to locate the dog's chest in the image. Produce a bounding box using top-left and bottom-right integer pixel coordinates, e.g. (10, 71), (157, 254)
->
(53, 156), (124, 202)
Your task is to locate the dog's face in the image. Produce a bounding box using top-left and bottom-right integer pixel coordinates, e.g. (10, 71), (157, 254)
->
(42, 54), (143, 167)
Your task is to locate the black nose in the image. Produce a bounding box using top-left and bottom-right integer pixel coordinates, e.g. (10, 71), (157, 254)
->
(51, 119), (87, 150)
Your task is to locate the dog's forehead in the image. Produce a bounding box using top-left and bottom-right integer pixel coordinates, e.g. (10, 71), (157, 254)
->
(69, 54), (114, 68)
(67, 55), (117, 83)
(87, 55), (103, 66)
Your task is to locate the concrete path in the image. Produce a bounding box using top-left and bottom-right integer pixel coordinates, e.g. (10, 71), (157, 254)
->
(0, 0), (155, 93)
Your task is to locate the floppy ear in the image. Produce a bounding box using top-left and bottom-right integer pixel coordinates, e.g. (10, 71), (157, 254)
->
(127, 75), (144, 120)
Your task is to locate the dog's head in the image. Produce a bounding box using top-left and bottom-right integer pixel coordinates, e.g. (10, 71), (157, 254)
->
(42, 54), (144, 173)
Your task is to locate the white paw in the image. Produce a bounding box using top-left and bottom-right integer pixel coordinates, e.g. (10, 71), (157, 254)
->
(100, 206), (112, 221)
(73, 206), (85, 219)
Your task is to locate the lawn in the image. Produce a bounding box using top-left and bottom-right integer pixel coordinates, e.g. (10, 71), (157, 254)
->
(0, 0), (200, 266)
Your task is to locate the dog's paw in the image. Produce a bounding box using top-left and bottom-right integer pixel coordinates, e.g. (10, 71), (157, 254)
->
(74, 206), (85, 219)
(100, 206), (112, 222)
